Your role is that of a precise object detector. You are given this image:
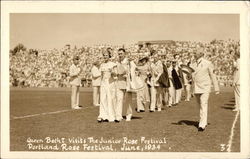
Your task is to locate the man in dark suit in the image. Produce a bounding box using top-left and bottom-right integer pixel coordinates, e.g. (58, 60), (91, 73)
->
(158, 57), (170, 107)
(172, 60), (184, 105)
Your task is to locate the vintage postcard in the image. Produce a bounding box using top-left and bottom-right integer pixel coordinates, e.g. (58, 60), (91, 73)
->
(1, 1), (250, 159)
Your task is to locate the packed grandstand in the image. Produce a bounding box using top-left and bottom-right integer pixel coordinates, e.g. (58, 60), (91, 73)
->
(9, 39), (239, 88)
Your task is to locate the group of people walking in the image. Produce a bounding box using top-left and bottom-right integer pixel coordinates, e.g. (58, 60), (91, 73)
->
(69, 47), (240, 132)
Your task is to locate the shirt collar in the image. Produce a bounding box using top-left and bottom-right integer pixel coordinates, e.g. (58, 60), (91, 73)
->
(197, 57), (203, 64)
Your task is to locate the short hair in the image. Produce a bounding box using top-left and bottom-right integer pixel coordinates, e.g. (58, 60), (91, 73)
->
(118, 48), (126, 53)
(93, 60), (99, 66)
(107, 47), (112, 52)
(103, 50), (111, 58)
(173, 54), (179, 58)
(106, 47), (112, 54)
(73, 55), (79, 60)
(150, 50), (156, 56)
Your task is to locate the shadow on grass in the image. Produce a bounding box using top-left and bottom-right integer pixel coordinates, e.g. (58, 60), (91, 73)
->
(229, 98), (235, 103)
(172, 120), (199, 128)
(132, 116), (143, 120)
(221, 106), (234, 110)
(122, 116), (143, 120)
(225, 103), (235, 106)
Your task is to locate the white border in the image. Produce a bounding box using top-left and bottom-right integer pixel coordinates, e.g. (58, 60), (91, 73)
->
(1, 1), (250, 159)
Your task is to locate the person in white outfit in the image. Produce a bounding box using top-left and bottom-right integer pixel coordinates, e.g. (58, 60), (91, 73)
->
(148, 52), (163, 112)
(192, 49), (220, 131)
(123, 51), (138, 121)
(233, 53), (240, 111)
(166, 60), (175, 107)
(97, 50), (117, 122)
(69, 56), (82, 109)
(91, 61), (101, 107)
(114, 48), (130, 122)
(136, 56), (151, 112)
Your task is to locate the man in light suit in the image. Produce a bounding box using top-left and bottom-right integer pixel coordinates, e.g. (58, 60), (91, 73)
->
(91, 61), (101, 107)
(233, 53), (240, 111)
(115, 48), (133, 122)
(149, 52), (164, 112)
(69, 56), (82, 109)
(166, 60), (175, 107)
(192, 49), (220, 131)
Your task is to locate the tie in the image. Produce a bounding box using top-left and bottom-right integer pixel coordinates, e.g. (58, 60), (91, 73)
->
(197, 60), (201, 67)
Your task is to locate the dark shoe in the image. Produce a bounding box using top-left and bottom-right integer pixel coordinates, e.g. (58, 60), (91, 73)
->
(114, 120), (120, 123)
(140, 110), (145, 112)
(198, 127), (205, 132)
(149, 110), (154, 113)
(103, 119), (109, 122)
(97, 118), (103, 123)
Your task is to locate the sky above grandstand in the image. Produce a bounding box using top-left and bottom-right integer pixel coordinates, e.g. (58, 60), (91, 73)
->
(10, 14), (239, 50)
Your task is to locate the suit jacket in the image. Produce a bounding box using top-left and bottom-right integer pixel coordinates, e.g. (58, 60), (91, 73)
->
(158, 63), (170, 88)
(91, 65), (101, 87)
(116, 58), (129, 90)
(69, 64), (81, 86)
(192, 58), (219, 94)
(181, 66), (192, 85)
(178, 67), (184, 85)
(149, 60), (163, 87)
(172, 67), (183, 89)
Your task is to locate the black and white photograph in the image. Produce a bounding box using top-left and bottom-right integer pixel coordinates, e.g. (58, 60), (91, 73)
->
(1, 1), (250, 159)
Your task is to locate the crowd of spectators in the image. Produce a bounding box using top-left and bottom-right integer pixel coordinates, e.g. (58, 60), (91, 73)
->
(9, 39), (239, 88)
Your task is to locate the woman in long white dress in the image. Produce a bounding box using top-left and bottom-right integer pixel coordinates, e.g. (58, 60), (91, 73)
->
(136, 57), (150, 112)
(97, 50), (117, 122)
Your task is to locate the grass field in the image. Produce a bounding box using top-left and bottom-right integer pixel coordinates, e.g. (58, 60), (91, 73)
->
(10, 87), (240, 152)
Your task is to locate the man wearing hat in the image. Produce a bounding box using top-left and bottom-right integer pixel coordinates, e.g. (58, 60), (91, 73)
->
(69, 55), (82, 109)
(192, 49), (220, 131)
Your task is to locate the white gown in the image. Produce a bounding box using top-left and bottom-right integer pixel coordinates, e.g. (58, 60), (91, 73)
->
(98, 61), (117, 122)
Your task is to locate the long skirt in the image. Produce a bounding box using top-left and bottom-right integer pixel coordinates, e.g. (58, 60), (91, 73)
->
(98, 81), (116, 122)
